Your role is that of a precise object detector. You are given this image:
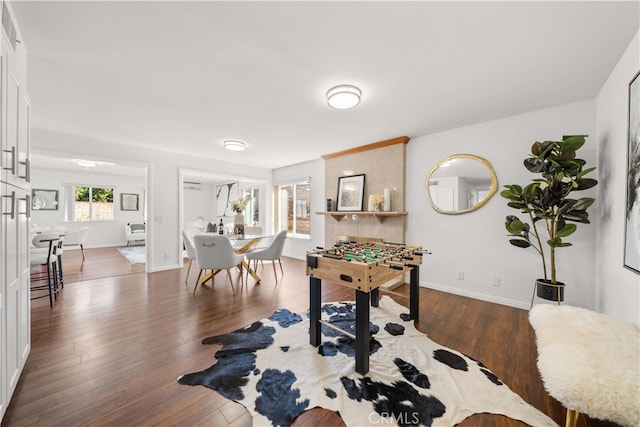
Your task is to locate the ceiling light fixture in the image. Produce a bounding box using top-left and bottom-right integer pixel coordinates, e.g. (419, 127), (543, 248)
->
(72, 158), (115, 169)
(326, 84), (361, 109)
(223, 140), (247, 151)
(73, 159), (97, 169)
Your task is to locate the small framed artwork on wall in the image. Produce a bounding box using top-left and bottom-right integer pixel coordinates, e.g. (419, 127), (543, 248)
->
(121, 193), (139, 211)
(32, 189), (58, 210)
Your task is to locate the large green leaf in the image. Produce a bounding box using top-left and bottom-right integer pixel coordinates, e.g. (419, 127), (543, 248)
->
(509, 239), (531, 248)
(524, 157), (543, 173)
(561, 135), (587, 151)
(572, 197), (595, 210)
(556, 223), (577, 238)
(505, 221), (523, 234)
(575, 178), (598, 190)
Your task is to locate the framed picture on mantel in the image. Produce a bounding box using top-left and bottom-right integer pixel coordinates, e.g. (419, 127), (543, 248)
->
(336, 174), (365, 211)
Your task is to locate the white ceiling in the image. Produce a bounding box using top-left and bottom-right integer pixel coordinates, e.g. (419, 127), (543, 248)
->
(12, 1), (640, 173)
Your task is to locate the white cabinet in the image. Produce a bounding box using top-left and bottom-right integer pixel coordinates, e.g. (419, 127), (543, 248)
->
(2, 183), (30, 405)
(0, 2), (30, 421)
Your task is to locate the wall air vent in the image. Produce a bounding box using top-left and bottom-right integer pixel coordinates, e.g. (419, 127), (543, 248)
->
(2, 1), (17, 51)
(183, 181), (202, 191)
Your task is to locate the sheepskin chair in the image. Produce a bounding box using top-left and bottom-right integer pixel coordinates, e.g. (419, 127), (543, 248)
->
(529, 304), (640, 427)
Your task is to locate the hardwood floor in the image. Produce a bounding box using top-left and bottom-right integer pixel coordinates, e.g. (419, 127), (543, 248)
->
(2, 248), (619, 426)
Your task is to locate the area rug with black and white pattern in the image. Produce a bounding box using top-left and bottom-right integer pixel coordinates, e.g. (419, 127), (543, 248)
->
(178, 296), (556, 427)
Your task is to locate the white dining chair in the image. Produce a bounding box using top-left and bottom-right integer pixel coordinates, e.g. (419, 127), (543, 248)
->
(245, 230), (287, 283)
(193, 234), (245, 294)
(182, 228), (198, 285)
(63, 226), (89, 260)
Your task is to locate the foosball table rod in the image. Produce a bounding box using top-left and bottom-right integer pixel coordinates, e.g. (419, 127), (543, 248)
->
(319, 319), (356, 340)
(378, 288), (409, 299)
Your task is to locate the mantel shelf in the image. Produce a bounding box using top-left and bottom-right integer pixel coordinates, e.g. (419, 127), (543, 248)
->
(316, 211), (407, 224)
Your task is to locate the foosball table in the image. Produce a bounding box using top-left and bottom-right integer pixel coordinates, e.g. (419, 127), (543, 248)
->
(306, 241), (424, 375)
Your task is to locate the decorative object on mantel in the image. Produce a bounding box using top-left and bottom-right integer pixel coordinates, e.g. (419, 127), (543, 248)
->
(179, 297), (556, 427)
(369, 193), (384, 212)
(502, 135), (598, 305)
(336, 174), (365, 211)
(384, 188), (391, 211)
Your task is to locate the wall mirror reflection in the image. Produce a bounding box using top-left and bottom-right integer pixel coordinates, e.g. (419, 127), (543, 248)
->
(426, 154), (497, 215)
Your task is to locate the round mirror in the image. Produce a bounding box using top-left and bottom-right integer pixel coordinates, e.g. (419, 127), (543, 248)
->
(425, 154), (497, 215)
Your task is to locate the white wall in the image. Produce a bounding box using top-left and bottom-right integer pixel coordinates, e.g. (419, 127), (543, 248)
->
(32, 129), (272, 273)
(30, 168), (146, 248)
(183, 183), (212, 230)
(595, 30), (640, 326)
(29, 32), (639, 323)
(272, 159), (324, 259)
(406, 99), (597, 310)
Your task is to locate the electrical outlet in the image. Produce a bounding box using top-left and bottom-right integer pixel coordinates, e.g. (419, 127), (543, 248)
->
(163, 251), (171, 260)
(492, 277), (501, 287)
(457, 272), (464, 281)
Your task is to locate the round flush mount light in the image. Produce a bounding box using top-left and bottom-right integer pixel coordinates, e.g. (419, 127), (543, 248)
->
(223, 140), (247, 151)
(326, 84), (361, 109)
(75, 159), (97, 169)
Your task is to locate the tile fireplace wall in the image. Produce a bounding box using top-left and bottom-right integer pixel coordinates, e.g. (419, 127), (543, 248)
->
(322, 137), (409, 247)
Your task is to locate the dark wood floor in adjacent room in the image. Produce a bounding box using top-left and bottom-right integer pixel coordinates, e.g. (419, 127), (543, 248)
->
(2, 247), (619, 426)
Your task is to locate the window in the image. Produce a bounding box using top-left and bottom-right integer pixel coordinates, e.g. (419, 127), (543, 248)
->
(274, 179), (310, 237)
(66, 185), (114, 221)
(242, 186), (260, 226)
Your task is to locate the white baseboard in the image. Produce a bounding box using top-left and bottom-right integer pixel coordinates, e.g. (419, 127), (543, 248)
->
(421, 281), (531, 310)
(148, 263), (182, 273)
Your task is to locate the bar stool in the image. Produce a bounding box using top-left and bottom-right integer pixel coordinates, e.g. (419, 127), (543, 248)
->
(30, 232), (61, 307)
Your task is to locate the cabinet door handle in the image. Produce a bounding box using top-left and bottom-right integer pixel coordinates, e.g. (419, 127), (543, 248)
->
(3, 146), (16, 174)
(18, 158), (30, 182)
(18, 194), (30, 218)
(3, 191), (16, 219)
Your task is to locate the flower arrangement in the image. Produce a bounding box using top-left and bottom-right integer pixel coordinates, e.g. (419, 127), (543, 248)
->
(230, 194), (252, 214)
(371, 193), (384, 211)
(371, 194), (384, 205)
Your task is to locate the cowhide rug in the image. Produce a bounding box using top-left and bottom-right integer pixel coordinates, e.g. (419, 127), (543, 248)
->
(178, 296), (557, 427)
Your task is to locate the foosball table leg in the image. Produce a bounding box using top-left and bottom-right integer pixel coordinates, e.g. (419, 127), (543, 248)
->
(355, 289), (370, 375)
(410, 266), (419, 320)
(309, 277), (321, 347)
(370, 288), (379, 307)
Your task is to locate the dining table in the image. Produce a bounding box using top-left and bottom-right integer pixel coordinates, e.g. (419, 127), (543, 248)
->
(197, 233), (273, 285)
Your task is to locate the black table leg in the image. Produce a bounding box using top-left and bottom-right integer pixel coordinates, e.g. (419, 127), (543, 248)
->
(355, 289), (370, 375)
(410, 266), (419, 320)
(310, 277), (321, 346)
(371, 287), (379, 307)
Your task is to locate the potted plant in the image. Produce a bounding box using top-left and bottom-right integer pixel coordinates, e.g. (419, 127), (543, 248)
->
(501, 135), (598, 303)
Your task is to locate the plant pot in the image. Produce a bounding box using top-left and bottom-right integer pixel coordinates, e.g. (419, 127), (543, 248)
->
(536, 279), (565, 303)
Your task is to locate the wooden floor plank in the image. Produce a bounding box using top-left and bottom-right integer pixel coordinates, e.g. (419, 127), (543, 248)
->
(1, 248), (621, 426)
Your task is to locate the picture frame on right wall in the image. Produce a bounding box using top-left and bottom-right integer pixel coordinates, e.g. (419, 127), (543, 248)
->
(624, 70), (640, 274)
